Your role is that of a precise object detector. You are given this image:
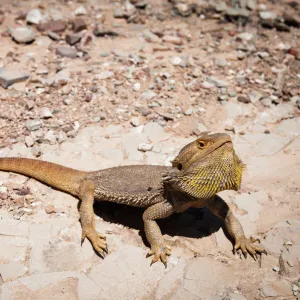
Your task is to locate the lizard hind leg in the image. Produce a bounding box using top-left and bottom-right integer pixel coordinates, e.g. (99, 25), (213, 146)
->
(78, 180), (107, 257)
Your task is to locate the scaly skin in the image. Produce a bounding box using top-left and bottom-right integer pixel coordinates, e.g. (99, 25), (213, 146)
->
(0, 132), (266, 266)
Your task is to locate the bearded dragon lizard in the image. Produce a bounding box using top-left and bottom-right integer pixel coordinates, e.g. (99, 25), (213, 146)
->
(0, 132), (266, 266)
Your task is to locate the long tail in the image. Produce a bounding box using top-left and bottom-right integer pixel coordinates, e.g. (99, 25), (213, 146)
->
(0, 158), (87, 196)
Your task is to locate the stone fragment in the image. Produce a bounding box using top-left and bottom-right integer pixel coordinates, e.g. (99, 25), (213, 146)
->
(56, 46), (77, 58)
(74, 6), (87, 16)
(25, 120), (43, 131)
(96, 71), (114, 80)
(71, 18), (87, 33)
(207, 76), (228, 88)
(237, 95), (250, 103)
(142, 29), (160, 43)
(248, 90), (262, 103)
(225, 8), (250, 18)
(259, 11), (277, 20)
(26, 9), (44, 24)
(40, 107), (53, 119)
(9, 27), (35, 44)
(45, 204), (55, 214)
(261, 280), (293, 297)
(163, 35), (183, 45)
(25, 136), (35, 147)
(141, 90), (157, 101)
(93, 26), (119, 37)
(66, 33), (82, 45)
(44, 130), (57, 144)
(0, 262), (28, 282)
(37, 20), (67, 33)
(138, 143), (153, 152)
(0, 68), (30, 89)
(275, 117), (300, 136)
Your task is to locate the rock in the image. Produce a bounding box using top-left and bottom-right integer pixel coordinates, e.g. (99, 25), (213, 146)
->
(138, 143), (153, 152)
(141, 90), (157, 101)
(237, 95), (250, 104)
(175, 257), (237, 298)
(171, 56), (183, 66)
(130, 117), (140, 127)
(133, 82), (141, 91)
(48, 31), (60, 41)
(246, 0), (257, 10)
(228, 89), (237, 97)
(26, 9), (44, 24)
(163, 35), (183, 45)
(259, 11), (277, 20)
(25, 136), (35, 147)
(283, 12), (300, 28)
(260, 280), (293, 297)
(96, 71), (114, 80)
(248, 90), (262, 103)
(45, 204), (55, 214)
(260, 97), (272, 107)
(9, 27), (36, 44)
(142, 29), (160, 43)
(25, 120), (43, 131)
(275, 117), (300, 136)
(0, 68), (30, 89)
(31, 145), (42, 157)
(74, 6), (87, 16)
(0, 262), (28, 282)
(40, 107), (53, 119)
(71, 18), (87, 33)
(37, 20), (67, 33)
(93, 26), (119, 37)
(207, 76), (228, 88)
(237, 32), (254, 41)
(66, 33), (82, 45)
(56, 46), (77, 58)
(48, 70), (70, 87)
(175, 2), (192, 17)
(44, 130), (57, 144)
(225, 8), (250, 18)
(233, 191), (268, 221)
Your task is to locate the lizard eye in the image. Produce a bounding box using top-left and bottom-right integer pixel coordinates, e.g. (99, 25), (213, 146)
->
(198, 140), (206, 149)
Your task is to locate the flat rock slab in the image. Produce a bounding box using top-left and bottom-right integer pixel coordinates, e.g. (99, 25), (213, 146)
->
(0, 68), (30, 89)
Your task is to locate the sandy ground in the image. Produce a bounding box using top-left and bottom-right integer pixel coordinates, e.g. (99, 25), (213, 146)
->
(0, 0), (299, 299)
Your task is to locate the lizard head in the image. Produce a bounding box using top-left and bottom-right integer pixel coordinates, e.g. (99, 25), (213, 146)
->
(166, 132), (245, 199)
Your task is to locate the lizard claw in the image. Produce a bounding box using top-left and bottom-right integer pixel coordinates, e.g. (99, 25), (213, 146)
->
(147, 244), (171, 268)
(234, 236), (267, 260)
(82, 229), (108, 257)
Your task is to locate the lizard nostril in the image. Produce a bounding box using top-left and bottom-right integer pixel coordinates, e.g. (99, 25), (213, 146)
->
(177, 163), (183, 171)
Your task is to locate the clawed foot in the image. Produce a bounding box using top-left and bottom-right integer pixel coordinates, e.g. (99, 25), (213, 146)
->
(146, 244), (172, 267)
(82, 229), (108, 257)
(234, 236), (267, 260)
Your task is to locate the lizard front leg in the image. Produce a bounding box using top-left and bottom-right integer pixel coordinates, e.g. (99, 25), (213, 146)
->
(78, 180), (107, 257)
(143, 200), (174, 267)
(208, 195), (267, 259)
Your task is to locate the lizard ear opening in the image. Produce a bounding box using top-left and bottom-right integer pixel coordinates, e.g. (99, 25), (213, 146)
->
(177, 163), (183, 171)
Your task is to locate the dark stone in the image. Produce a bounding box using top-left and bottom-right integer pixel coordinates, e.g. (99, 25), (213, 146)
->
(93, 26), (119, 37)
(66, 33), (82, 45)
(71, 18), (87, 33)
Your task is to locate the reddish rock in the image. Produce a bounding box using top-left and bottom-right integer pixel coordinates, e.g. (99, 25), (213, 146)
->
(37, 20), (67, 33)
(71, 18), (87, 33)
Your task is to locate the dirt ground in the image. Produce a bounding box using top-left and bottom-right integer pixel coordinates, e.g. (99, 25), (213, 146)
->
(0, 0), (299, 299)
